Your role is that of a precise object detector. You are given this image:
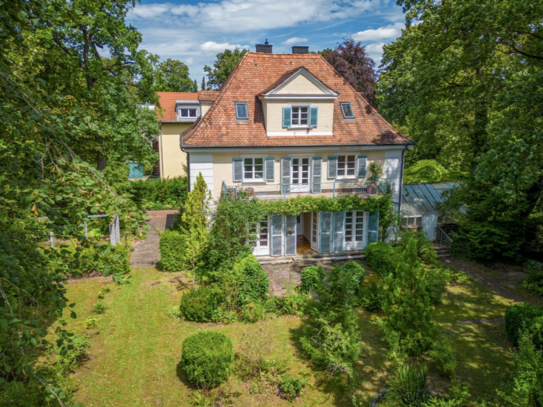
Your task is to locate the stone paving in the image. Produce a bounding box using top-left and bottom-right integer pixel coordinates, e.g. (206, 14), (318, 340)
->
(129, 210), (177, 268)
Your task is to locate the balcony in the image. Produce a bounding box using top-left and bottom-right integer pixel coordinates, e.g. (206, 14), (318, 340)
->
(222, 180), (388, 201)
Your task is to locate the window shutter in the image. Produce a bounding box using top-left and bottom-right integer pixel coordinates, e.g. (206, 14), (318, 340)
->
(233, 158), (243, 182)
(327, 156), (337, 179)
(367, 211), (379, 245)
(282, 107), (291, 127)
(310, 107), (318, 127)
(285, 215), (297, 256)
(281, 157), (291, 195)
(320, 212), (332, 254)
(270, 214), (283, 256)
(332, 211), (345, 253)
(357, 155), (367, 178)
(265, 158), (275, 181)
(312, 157), (322, 193)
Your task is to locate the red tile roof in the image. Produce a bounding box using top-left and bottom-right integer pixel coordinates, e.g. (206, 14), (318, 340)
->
(156, 92), (198, 121)
(198, 91), (220, 102)
(183, 52), (411, 147)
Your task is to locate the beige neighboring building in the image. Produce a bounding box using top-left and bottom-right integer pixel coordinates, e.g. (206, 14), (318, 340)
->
(179, 44), (414, 258)
(153, 91), (218, 178)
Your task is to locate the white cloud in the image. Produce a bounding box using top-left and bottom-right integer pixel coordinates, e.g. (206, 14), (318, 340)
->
(365, 42), (386, 64)
(200, 41), (250, 52)
(129, 4), (169, 19)
(352, 22), (404, 42)
(282, 37), (308, 45)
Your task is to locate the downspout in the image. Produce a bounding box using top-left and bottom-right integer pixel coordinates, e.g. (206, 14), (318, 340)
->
(398, 145), (407, 213)
(180, 132), (190, 192)
(159, 124), (165, 179)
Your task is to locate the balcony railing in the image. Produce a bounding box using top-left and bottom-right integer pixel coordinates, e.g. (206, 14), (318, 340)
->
(222, 179), (388, 201)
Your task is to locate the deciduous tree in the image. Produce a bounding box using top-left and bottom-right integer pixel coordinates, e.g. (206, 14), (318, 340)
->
(156, 58), (197, 92)
(204, 49), (248, 90)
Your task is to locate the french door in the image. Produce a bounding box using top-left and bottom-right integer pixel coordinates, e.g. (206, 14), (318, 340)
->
(344, 211), (365, 251)
(311, 212), (319, 251)
(252, 217), (270, 256)
(291, 157), (311, 192)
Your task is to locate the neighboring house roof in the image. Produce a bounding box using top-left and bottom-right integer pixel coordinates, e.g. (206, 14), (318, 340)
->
(401, 183), (458, 218)
(198, 91), (220, 102)
(156, 92), (198, 121)
(183, 52), (412, 147)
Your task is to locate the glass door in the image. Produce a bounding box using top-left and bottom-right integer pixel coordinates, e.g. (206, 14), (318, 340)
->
(252, 217), (270, 256)
(311, 212), (319, 251)
(291, 157), (310, 193)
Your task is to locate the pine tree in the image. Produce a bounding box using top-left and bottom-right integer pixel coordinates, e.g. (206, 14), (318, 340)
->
(180, 172), (212, 287)
(379, 238), (437, 356)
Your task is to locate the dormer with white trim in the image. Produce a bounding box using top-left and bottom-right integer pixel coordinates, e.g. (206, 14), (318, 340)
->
(258, 68), (339, 137)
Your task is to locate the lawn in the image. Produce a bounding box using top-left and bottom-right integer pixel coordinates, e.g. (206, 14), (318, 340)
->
(58, 264), (517, 407)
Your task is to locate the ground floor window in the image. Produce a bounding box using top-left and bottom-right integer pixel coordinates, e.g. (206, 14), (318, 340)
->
(402, 216), (422, 229)
(345, 211), (364, 243)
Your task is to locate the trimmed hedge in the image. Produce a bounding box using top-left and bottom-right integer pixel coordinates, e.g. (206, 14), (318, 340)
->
(179, 285), (222, 322)
(182, 331), (234, 388)
(231, 254), (270, 306)
(364, 242), (401, 276)
(159, 230), (184, 271)
(505, 303), (543, 348)
(127, 176), (188, 210)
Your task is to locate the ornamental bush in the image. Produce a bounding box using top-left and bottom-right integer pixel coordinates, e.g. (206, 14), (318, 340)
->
(127, 176), (188, 210)
(231, 253), (270, 306)
(278, 374), (307, 400)
(181, 331), (234, 389)
(179, 285), (223, 322)
(505, 303), (543, 349)
(299, 265), (325, 294)
(364, 242), (401, 276)
(159, 230), (184, 271)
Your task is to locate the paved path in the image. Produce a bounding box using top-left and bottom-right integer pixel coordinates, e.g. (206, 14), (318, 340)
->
(130, 210), (177, 269)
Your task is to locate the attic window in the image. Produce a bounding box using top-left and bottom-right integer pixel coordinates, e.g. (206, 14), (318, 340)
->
(340, 103), (355, 120)
(235, 103), (249, 121)
(180, 108), (197, 118)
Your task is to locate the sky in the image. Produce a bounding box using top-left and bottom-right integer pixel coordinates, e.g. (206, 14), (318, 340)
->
(127, 0), (406, 82)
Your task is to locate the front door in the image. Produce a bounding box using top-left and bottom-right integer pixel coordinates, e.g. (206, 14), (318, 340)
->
(291, 157), (311, 193)
(311, 212), (319, 251)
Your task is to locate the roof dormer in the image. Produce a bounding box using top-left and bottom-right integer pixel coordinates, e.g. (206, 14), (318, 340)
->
(261, 67), (339, 100)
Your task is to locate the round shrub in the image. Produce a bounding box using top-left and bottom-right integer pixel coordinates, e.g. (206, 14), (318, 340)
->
(181, 331), (234, 388)
(364, 242), (401, 276)
(300, 265), (325, 293)
(278, 374), (306, 400)
(232, 254), (270, 306)
(505, 303), (543, 348)
(179, 285), (223, 322)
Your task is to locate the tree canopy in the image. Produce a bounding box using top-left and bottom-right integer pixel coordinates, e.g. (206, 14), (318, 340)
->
(203, 48), (248, 90)
(378, 0), (543, 261)
(156, 58), (197, 92)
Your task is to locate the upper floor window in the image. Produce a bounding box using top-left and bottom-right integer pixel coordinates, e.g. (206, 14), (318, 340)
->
(292, 106), (309, 126)
(244, 157), (263, 180)
(180, 108), (198, 118)
(235, 102), (249, 121)
(338, 155), (356, 177)
(340, 103), (355, 120)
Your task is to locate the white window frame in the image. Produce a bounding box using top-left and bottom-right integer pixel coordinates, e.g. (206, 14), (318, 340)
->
(290, 103), (312, 128)
(235, 102), (249, 121)
(177, 104), (200, 121)
(344, 210), (366, 251)
(337, 154), (357, 179)
(340, 102), (355, 120)
(243, 157), (265, 181)
(252, 217), (270, 256)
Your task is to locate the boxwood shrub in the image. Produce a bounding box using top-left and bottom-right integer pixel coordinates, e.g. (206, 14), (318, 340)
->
(299, 265), (325, 294)
(179, 285), (223, 322)
(181, 331), (234, 388)
(231, 253), (270, 306)
(505, 303), (543, 348)
(364, 242), (401, 276)
(159, 230), (184, 271)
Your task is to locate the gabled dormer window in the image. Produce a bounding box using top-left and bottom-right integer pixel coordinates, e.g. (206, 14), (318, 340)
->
(340, 103), (355, 120)
(235, 102), (249, 121)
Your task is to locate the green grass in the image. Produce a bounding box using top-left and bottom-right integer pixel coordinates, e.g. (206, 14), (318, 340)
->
(57, 266), (517, 406)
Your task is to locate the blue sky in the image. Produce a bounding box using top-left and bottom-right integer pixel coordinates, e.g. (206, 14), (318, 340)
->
(128, 0), (406, 81)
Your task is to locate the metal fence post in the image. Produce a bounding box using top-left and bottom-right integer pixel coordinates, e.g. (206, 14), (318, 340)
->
(49, 232), (54, 248)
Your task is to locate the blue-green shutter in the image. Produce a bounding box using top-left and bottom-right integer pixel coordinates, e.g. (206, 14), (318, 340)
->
(312, 157), (322, 193)
(328, 156), (338, 179)
(282, 107), (291, 127)
(367, 211), (379, 245)
(285, 215), (297, 256)
(333, 211), (345, 253)
(233, 158), (243, 182)
(320, 212), (332, 254)
(310, 107), (318, 127)
(281, 157), (291, 194)
(271, 214), (283, 256)
(265, 158), (275, 181)
(357, 155), (367, 178)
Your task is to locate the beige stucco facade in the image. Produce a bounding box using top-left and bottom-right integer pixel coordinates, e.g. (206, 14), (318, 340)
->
(275, 74), (326, 95)
(262, 99), (334, 135)
(160, 123), (189, 178)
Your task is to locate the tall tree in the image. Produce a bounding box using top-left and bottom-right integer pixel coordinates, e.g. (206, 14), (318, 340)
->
(156, 58), (197, 92)
(201, 76), (206, 91)
(323, 38), (378, 107)
(204, 48), (248, 90)
(378, 0), (543, 261)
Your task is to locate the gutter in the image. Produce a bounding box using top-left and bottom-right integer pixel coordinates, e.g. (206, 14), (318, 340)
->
(182, 142), (416, 150)
(159, 124), (164, 179)
(180, 132), (191, 192)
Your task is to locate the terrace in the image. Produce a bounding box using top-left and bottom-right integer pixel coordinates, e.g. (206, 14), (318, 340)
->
(222, 179), (388, 201)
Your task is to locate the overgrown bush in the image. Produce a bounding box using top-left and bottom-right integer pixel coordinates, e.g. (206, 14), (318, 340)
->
(127, 176), (188, 210)
(523, 260), (543, 296)
(299, 265), (325, 294)
(231, 253), (270, 306)
(272, 292), (310, 316)
(159, 229), (184, 271)
(387, 363), (430, 406)
(278, 374), (306, 400)
(428, 339), (457, 377)
(359, 281), (382, 312)
(241, 302), (265, 323)
(505, 303), (543, 349)
(179, 285), (223, 322)
(182, 331), (234, 389)
(48, 333), (91, 375)
(364, 242), (401, 276)
(425, 267), (452, 305)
